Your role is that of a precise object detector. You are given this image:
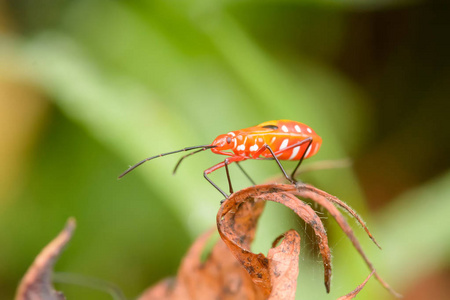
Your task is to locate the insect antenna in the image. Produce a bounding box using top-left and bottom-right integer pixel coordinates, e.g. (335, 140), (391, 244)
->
(172, 148), (208, 175)
(118, 144), (216, 179)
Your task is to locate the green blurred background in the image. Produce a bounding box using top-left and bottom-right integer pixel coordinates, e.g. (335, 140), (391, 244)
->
(1, 0), (449, 299)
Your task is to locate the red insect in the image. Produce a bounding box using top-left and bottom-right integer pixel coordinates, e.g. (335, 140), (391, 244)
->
(119, 120), (322, 198)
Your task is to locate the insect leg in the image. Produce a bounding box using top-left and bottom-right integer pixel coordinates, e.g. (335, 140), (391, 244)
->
(204, 169), (228, 199)
(204, 156), (247, 199)
(235, 162), (256, 185)
(224, 158), (234, 194)
(264, 145), (294, 183)
(290, 137), (313, 179)
(258, 138), (313, 183)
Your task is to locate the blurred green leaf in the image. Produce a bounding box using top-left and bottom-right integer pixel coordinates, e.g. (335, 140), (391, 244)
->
(375, 170), (450, 289)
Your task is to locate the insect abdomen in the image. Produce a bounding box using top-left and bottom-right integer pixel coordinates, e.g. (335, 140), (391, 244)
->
(259, 120), (322, 161)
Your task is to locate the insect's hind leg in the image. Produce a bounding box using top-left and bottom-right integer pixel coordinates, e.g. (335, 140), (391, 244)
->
(260, 138), (313, 183)
(290, 138), (313, 180)
(264, 145), (295, 184)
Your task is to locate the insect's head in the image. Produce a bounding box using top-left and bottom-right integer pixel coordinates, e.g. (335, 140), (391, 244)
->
(211, 133), (236, 151)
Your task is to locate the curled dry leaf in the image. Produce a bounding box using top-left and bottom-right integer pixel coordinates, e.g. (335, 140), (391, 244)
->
(217, 183), (400, 299)
(138, 228), (266, 300)
(15, 218), (76, 300)
(217, 190), (331, 298)
(257, 192), (331, 293)
(217, 185), (330, 299)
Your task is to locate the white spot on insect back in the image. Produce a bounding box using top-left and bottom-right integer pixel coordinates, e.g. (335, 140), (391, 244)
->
(307, 127), (312, 133)
(295, 125), (301, 132)
(271, 137), (276, 144)
(228, 132), (236, 137)
(289, 146), (300, 160)
(281, 125), (289, 132)
(280, 139), (289, 150)
(250, 144), (258, 152)
(305, 145), (312, 157)
(314, 142), (320, 153)
(237, 144), (245, 151)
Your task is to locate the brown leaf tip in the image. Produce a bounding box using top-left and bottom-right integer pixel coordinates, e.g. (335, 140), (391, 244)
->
(15, 218), (76, 300)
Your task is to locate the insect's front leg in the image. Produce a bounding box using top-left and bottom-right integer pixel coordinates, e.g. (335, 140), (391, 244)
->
(204, 162), (229, 199)
(224, 158), (233, 194)
(204, 156), (247, 200)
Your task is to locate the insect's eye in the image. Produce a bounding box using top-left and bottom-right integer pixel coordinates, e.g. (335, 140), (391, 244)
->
(262, 125), (278, 130)
(226, 137), (232, 144)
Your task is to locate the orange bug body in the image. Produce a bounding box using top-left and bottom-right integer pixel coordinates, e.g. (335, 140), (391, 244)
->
(119, 120), (322, 198)
(211, 120), (321, 161)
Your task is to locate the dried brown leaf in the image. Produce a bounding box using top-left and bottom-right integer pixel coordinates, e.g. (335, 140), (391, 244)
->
(217, 185), (332, 296)
(267, 230), (300, 300)
(138, 278), (176, 300)
(256, 192), (332, 293)
(14, 182), (390, 300)
(139, 228), (266, 300)
(292, 184), (400, 297)
(337, 270), (376, 300)
(15, 218), (76, 300)
(217, 183), (400, 298)
(303, 183), (381, 249)
(141, 182), (399, 299)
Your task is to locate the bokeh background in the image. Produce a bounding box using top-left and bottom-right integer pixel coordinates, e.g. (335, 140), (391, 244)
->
(1, 0), (449, 299)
